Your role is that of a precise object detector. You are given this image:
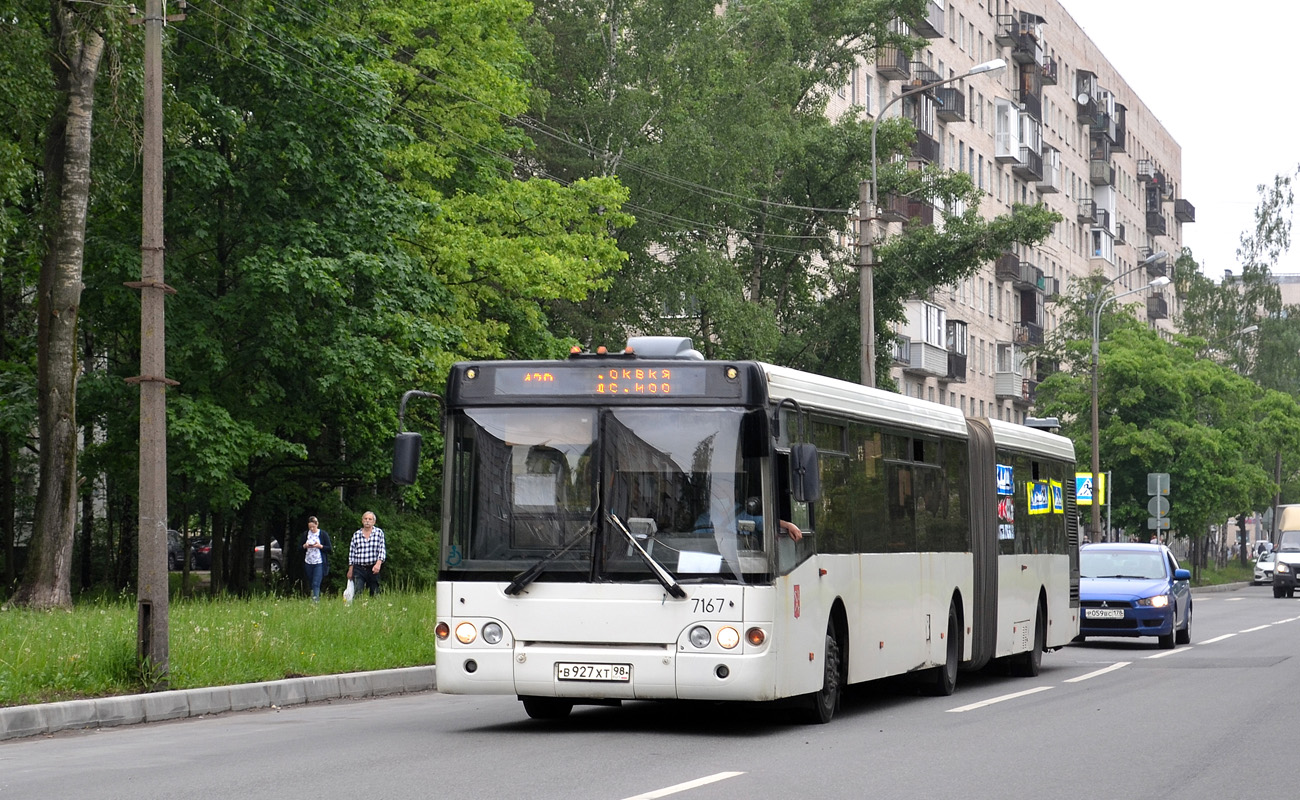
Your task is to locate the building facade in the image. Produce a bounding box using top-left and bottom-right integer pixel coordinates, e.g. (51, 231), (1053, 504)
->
(828, 0), (1192, 423)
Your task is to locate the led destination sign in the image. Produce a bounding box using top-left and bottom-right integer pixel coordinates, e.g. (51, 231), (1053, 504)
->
(491, 365), (710, 397)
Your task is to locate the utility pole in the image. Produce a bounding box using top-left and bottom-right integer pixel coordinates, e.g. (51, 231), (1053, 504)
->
(127, 0), (183, 686)
(858, 179), (876, 387)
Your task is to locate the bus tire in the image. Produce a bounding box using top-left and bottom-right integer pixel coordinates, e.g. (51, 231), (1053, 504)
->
(520, 696), (573, 720)
(1010, 602), (1045, 677)
(805, 622), (842, 724)
(924, 602), (960, 696)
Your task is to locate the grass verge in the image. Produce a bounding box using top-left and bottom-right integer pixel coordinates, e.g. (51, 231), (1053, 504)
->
(0, 589), (436, 707)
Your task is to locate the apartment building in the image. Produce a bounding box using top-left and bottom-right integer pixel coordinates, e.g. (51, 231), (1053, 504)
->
(829, 0), (1192, 423)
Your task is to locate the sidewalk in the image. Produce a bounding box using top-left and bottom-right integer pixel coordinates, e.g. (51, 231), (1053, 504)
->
(0, 665), (437, 742)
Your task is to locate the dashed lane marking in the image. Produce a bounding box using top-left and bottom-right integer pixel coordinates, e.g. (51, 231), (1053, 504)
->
(1145, 646), (1192, 659)
(1064, 661), (1131, 683)
(1199, 633), (1237, 644)
(946, 686), (1053, 713)
(621, 772), (745, 800)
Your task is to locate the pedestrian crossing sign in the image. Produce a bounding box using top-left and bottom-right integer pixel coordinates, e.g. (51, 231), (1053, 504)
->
(1076, 472), (1106, 506)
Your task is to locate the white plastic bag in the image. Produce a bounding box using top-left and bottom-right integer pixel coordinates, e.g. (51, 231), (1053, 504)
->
(343, 580), (355, 603)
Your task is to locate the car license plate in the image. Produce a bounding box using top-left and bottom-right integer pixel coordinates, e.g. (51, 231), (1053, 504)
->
(556, 662), (631, 682)
(1085, 608), (1125, 619)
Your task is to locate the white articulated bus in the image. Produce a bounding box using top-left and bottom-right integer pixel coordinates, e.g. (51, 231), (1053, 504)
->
(393, 336), (1079, 723)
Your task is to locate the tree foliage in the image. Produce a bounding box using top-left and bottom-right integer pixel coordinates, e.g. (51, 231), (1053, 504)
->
(524, 0), (1059, 382)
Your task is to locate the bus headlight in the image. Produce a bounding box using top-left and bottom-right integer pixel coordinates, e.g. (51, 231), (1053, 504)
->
(689, 625), (712, 648)
(455, 622), (478, 644)
(482, 622), (504, 645)
(717, 627), (740, 650)
(1278, 562), (1291, 574)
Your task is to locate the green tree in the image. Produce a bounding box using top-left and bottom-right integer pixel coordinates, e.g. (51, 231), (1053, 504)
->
(1036, 302), (1290, 580)
(524, 0), (1059, 382)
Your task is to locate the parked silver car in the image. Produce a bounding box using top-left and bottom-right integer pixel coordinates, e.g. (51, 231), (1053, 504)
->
(253, 540), (283, 573)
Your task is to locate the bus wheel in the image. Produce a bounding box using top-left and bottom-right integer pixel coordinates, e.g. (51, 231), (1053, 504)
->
(925, 603), (960, 697)
(805, 622), (842, 724)
(520, 696), (573, 720)
(1011, 604), (1045, 677)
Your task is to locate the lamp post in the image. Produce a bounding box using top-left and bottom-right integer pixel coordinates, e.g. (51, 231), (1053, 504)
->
(1089, 255), (1170, 540)
(860, 57), (1007, 386)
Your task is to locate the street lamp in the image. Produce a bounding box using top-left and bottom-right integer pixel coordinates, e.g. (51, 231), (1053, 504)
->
(860, 57), (1007, 386)
(1089, 260), (1171, 540)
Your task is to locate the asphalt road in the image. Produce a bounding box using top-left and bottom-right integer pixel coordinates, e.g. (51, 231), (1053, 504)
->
(3, 584), (1296, 800)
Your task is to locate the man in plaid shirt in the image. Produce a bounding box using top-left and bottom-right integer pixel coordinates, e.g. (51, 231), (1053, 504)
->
(347, 511), (387, 596)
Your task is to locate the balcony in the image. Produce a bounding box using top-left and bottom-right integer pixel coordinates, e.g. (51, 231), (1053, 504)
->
(1146, 256), (1168, 279)
(1089, 160), (1115, 186)
(934, 86), (966, 122)
(1147, 295), (1169, 321)
(914, 0), (945, 38)
(1078, 199), (1098, 223)
(1175, 198), (1196, 223)
(1012, 146), (1043, 180)
(911, 130), (941, 163)
(994, 14), (1017, 46)
(1112, 104), (1127, 152)
(880, 193), (910, 223)
(944, 352), (967, 383)
(904, 197), (936, 228)
(1037, 146), (1061, 193)
(877, 46), (910, 81)
(899, 339), (950, 377)
(995, 370), (1031, 403)
(910, 62), (941, 87)
(1137, 159), (1155, 183)
(1040, 57), (1058, 86)
(1146, 211), (1168, 236)
(1115, 222), (1126, 245)
(892, 335), (911, 365)
(1014, 321), (1044, 347)
(1007, 15), (1046, 65)
(1013, 261), (1044, 292)
(1043, 276), (1061, 301)
(995, 252), (1020, 282)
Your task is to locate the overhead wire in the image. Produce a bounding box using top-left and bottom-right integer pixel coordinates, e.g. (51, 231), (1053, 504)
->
(179, 0), (843, 258)
(264, 0), (856, 225)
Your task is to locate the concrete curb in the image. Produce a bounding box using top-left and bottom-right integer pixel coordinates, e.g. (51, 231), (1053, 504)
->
(1191, 581), (1251, 594)
(0, 665), (436, 743)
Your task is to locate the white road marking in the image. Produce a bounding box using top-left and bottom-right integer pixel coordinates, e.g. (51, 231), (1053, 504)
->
(1275, 617), (1300, 624)
(946, 685), (1053, 712)
(1145, 646), (1191, 659)
(1224, 597), (1243, 602)
(622, 772), (745, 799)
(1240, 625), (1272, 633)
(1064, 661), (1131, 683)
(1199, 633), (1237, 644)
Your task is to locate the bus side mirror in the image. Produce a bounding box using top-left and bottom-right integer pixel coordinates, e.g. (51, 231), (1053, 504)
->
(790, 443), (820, 503)
(392, 431), (422, 486)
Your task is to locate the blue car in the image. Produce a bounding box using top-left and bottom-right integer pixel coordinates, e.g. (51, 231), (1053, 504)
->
(1077, 543), (1192, 649)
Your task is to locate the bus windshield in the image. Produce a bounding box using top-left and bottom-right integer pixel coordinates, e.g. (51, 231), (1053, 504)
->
(445, 406), (770, 584)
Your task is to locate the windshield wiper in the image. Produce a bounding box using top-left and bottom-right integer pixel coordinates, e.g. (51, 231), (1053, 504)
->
(609, 512), (686, 599)
(504, 522), (595, 596)
(1095, 574), (1150, 579)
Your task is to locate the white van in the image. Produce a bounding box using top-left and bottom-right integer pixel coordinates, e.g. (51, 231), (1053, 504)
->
(1272, 505), (1300, 598)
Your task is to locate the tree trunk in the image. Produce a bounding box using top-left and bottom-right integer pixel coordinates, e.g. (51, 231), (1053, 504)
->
(10, 5), (104, 609)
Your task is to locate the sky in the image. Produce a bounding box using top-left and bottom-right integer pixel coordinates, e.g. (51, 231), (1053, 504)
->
(1059, 0), (1300, 280)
